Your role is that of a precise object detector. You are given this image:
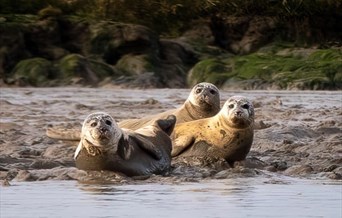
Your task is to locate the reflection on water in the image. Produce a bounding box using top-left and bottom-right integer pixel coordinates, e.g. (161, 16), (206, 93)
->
(1, 178), (341, 218)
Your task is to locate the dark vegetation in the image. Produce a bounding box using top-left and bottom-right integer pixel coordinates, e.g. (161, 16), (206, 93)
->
(1, 0), (341, 37)
(0, 0), (341, 89)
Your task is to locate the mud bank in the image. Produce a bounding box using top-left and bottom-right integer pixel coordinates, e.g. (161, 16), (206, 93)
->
(0, 88), (341, 183)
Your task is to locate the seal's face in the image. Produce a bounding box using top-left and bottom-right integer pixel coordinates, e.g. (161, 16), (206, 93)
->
(222, 96), (254, 128)
(189, 82), (220, 110)
(81, 112), (122, 151)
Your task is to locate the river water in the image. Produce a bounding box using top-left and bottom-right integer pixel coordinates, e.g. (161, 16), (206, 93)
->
(1, 177), (341, 218)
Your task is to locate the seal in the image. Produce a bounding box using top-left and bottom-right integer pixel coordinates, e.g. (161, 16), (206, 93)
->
(119, 82), (220, 130)
(74, 112), (176, 176)
(46, 82), (220, 140)
(171, 95), (254, 166)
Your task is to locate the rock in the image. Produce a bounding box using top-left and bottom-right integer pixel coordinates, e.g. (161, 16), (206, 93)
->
(57, 16), (91, 54)
(116, 54), (155, 75)
(254, 120), (271, 130)
(187, 58), (233, 87)
(15, 170), (37, 181)
(238, 17), (277, 54)
(180, 21), (215, 45)
(115, 39), (196, 88)
(8, 58), (53, 86)
(57, 53), (120, 85)
(326, 172), (342, 180)
(157, 39), (197, 87)
(1, 14), (341, 89)
(159, 39), (197, 66)
(1, 15), (198, 88)
(25, 18), (68, 59)
(38, 6), (62, 20)
(189, 46), (341, 90)
(213, 169), (232, 179)
(264, 166), (277, 172)
(143, 98), (159, 105)
(270, 161), (288, 171)
(1, 179), (11, 186)
(30, 159), (66, 169)
(210, 16), (277, 54)
(284, 165), (314, 176)
(42, 144), (74, 161)
(333, 166), (342, 175)
(244, 157), (267, 169)
(87, 22), (159, 64)
(13, 167), (88, 181)
(113, 72), (162, 88)
(0, 23), (29, 78)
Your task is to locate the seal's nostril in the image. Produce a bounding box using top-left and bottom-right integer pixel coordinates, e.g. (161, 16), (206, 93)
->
(210, 90), (216, 95)
(100, 127), (107, 133)
(242, 104), (249, 109)
(105, 120), (112, 126)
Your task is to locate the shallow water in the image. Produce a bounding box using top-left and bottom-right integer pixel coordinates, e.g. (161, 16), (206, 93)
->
(1, 178), (341, 218)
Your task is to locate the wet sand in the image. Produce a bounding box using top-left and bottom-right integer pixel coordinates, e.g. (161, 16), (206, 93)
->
(0, 88), (341, 183)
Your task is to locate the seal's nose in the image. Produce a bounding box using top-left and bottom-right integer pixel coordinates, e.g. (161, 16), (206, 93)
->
(99, 127), (108, 133)
(202, 90), (210, 100)
(236, 111), (243, 116)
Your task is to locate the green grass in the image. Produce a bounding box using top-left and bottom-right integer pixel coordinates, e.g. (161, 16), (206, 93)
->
(188, 48), (342, 89)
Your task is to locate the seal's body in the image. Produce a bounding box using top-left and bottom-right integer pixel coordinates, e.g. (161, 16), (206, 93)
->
(119, 82), (220, 130)
(75, 112), (176, 176)
(171, 96), (254, 166)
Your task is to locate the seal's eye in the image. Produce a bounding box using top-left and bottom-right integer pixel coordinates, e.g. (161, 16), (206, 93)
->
(90, 122), (97, 127)
(242, 104), (249, 109)
(228, 104), (234, 109)
(209, 89), (217, 95)
(196, 88), (202, 94)
(105, 120), (112, 126)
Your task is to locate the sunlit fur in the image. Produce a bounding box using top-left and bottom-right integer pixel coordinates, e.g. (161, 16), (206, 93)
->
(171, 95), (254, 162)
(221, 96), (254, 129)
(188, 82), (220, 110)
(74, 112), (122, 159)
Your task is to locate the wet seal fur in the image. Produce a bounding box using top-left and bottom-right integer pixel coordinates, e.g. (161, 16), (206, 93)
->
(46, 82), (220, 140)
(75, 112), (176, 176)
(171, 96), (254, 166)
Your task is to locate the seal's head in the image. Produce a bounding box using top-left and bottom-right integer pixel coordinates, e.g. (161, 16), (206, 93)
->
(188, 82), (220, 112)
(221, 96), (254, 128)
(75, 112), (122, 159)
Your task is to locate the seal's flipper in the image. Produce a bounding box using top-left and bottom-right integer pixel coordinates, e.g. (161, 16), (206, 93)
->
(132, 134), (162, 160)
(156, 115), (176, 136)
(74, 141), (83, 159)
(171, 136), (195, 157)
(117, 135), (131, 160)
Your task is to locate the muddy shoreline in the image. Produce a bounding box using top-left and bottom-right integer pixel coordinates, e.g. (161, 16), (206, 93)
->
(0, 88), (341, 183)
